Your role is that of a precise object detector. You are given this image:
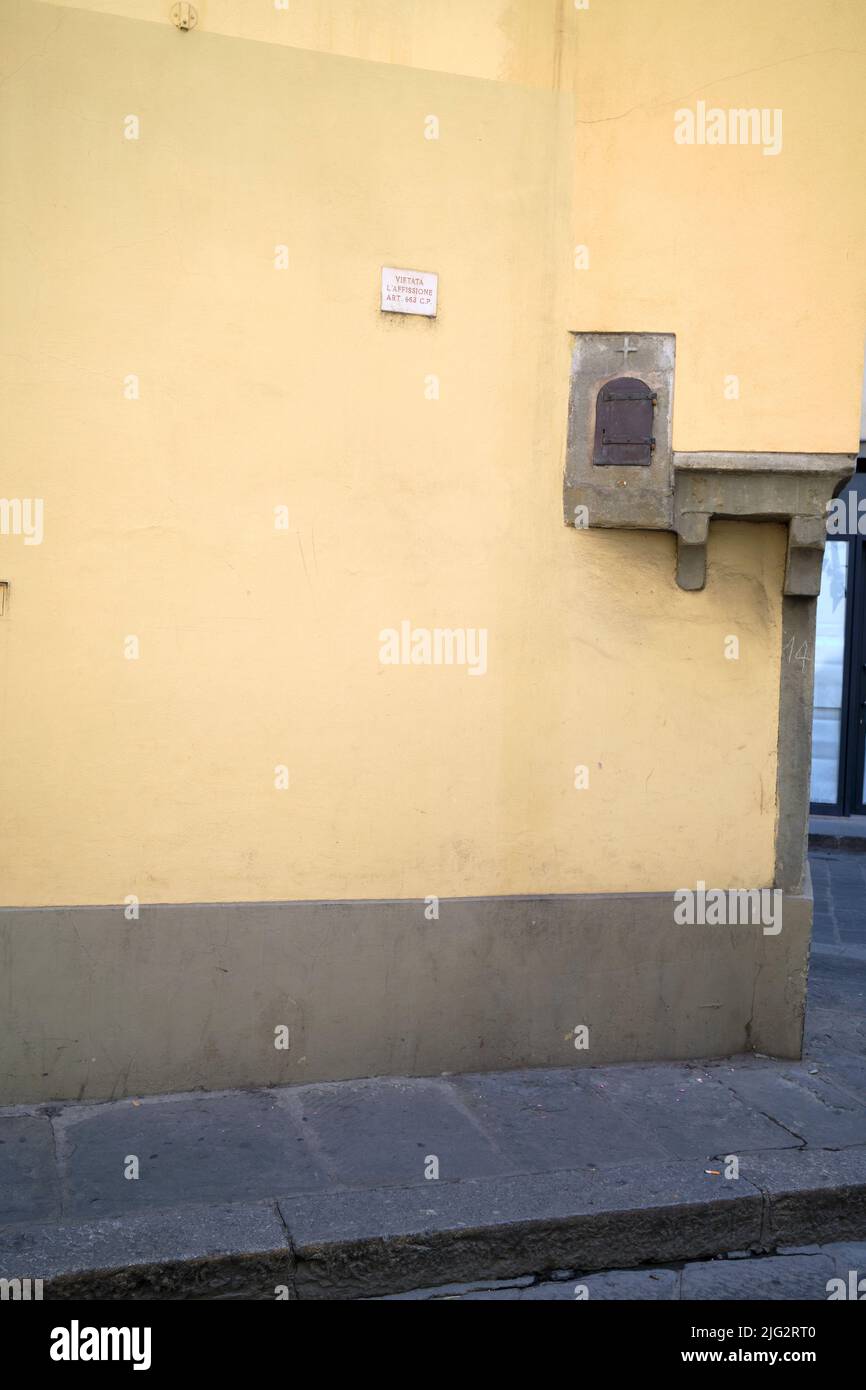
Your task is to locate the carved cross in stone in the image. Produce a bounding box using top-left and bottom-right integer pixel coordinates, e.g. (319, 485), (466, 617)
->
(619, 336), (638, 365)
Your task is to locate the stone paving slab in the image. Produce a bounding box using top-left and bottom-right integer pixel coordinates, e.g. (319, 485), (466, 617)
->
(808, 955), (866, 1013)
(680, 1251), (835, 1300)
(448, 1068), (670, 1170)
(457, 1268), (681, 1300)
(715, 1065), (866, 1148)
(57, 1089), (324, 1221)
(0, 1115), (60, 1223)
(525, 1267), (681, 1300)
(579, 1064), (800, 1158)
(807, 1007), (866, 1062)
(281, 1076), (514, 1186)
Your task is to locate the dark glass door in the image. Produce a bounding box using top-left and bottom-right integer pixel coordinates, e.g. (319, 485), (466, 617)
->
(810, 524), (866, 816)
(847, 537), (866, 816)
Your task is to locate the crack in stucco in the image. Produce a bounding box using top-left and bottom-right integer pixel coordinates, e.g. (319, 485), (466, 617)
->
(574, 47), (866, 126)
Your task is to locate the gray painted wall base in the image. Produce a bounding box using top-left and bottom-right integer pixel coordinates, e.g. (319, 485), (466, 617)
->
(0, 883), (812, 1104)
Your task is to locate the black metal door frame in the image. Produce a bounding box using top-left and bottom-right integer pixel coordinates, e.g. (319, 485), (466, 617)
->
(841, 535), (866, 816)
(811, 476), (866, 817)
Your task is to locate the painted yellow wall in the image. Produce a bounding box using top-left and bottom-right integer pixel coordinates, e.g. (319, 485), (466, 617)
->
(0, 0), (862, 906)
(569, 0), (866, 453)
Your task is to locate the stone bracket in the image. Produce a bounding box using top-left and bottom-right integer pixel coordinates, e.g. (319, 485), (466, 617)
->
(671, 454), (855, 594)
(784, 514), (830, 598)
(675, 511), (710, 592)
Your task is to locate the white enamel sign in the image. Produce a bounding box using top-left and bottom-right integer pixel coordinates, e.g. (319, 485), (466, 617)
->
(380, 266), (438, 317)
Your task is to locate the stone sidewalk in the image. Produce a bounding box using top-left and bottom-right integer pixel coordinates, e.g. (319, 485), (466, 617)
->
(1, 850), (864, 1300)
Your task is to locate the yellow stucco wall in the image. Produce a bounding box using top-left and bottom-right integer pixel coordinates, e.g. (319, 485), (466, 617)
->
(0, 1), (863, 906)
